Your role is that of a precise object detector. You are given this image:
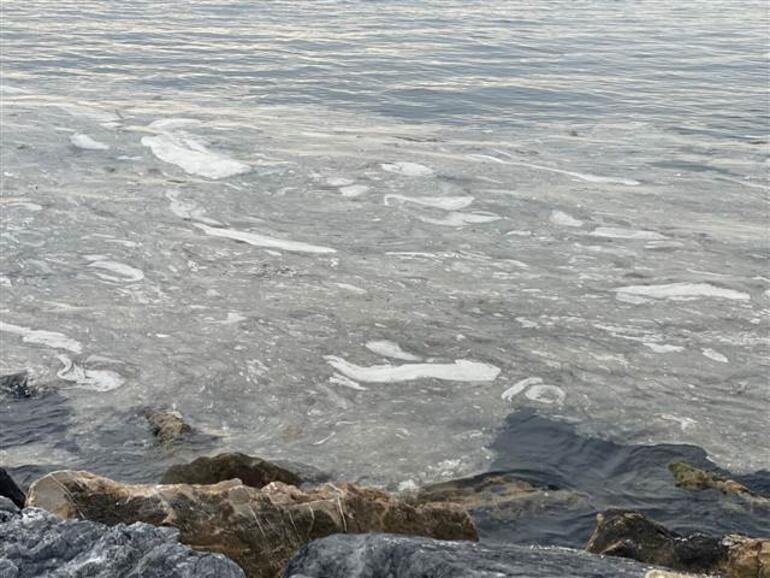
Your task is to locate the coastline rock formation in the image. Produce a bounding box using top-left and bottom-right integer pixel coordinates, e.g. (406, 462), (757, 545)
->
(161, 452), (302, 488)
(283, 532), (669, 578)
(0, 496), (245, 578)
(26, 470), (477, 578)
(585, 510), (769, 577)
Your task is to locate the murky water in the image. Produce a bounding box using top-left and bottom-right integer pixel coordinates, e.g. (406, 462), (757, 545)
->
(1, 1), (768, 493)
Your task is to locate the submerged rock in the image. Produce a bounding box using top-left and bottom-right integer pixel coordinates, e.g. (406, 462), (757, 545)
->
(284, 532), (668, 578)
(27, 470), (477, 578)
(412, 471), (585, 533)
(0, 497), (245, 578)
(143, 407), (192, 444)
(0, 468), (25, 508)
(586, 510), (769, 577)
(585, 510), (725, 572)
(161, 452), (302, 488)
(0, 370), (33, 398)
(669, 461), (768, 503)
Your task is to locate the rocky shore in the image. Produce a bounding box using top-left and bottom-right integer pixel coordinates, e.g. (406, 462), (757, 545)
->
(1, 403), (768, 577)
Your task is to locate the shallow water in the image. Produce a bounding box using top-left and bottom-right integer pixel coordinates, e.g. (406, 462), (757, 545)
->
(1, 0), (768, 494)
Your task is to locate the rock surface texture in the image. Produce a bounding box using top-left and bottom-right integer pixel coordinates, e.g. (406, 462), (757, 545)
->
(26, 470), (477, 578)
(0, 496), (245, 578)
(283, 532), (667, 577)
(161, 452), (302, 488)
(586, 510), (769, 578)
(669, 461), (769, 504)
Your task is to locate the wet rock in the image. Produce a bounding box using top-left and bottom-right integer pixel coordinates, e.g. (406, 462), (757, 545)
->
(0, 468), (26, 508)
(0, 370), (33, 398)
(669, 461), (768, 503)
(723, 535), (770, 578)
(411, 471), (586, 537)
(161, 452), (303, 488)
(284, 532), (671, 578)
(143, 407), (192, 444)
(27, 470), (477, 578)
(0, 499), (245, 578)
(585, 510), (726, 573)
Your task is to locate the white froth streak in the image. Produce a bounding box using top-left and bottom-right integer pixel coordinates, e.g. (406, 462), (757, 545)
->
(0, 321), (82, 353)
(590, 226), (666, 240)
(417, 212), (500, 226)
(467, 154), (640, 186)
(365, 340), (422, 361)
(615, 282), (750, 301)
(325, 356), (500, 383)
(88, 260), (144, 282)
(381, 162), (434, 177)
(141, 133), (250, 179)
(549, 210), (583, 227)
(384, 194), (474, 211)
(70, 133), (110, 151)
(56, 355), (124, 392)
(194, 223), (336, 254)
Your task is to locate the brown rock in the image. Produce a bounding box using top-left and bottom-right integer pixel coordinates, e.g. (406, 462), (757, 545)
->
(668, 461), (768, 504)
(27, 470), (477, 578)
(143, 408), (192, 445)
(585, 510), (726, 573)
(161, 452), (302, 488)
(723, 535), (770, 578)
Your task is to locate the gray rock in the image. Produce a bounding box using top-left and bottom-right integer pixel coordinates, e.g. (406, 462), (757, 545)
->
(284, 533), (663, 578)
(0, 504), (244, 578)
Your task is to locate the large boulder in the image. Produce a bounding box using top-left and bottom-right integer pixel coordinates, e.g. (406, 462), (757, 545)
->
(585, 510), (725, 572)
(0, 496), (244, 578)
(26, 470), (477, 578)
(283, 532), (673, 578)
(161, 452), (302, 488)
(586, 510), (769, 577)
(0, 468), (25, 508)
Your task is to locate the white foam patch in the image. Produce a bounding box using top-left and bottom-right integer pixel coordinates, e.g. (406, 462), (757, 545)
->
(702, 348), (728, 363)
(329, 373), (368, 391)
(324, 356), (500, 383)
(333, 283), (367, 295)
(525, 384), (566, 405)
(644, 342), (685, 353)
(141, 133), (250, 179)
(86, 257), (144, 283)
(515, 317), (539, 329)
(506, 160), (639, 186)
(147, 118), (201, 131)
(70, 133), (109, 151)
(166, 191), (220, 224)
(340, 184), (369, 197)
(615, 283), (750, 301)
(327, 177), (355, 187)
(590, 227), (666, 240)
(549, 210), (583, 227)
(381, 162), (434, 177)
(365, 340), (422, 362)
(0, 321), (82, 353)
(194, 223), (336, 254)
(501, 377), (542, 401)
(383, 194), (474, 211)
(56, 355), (124, 392)
(417, 212), (500, 226)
